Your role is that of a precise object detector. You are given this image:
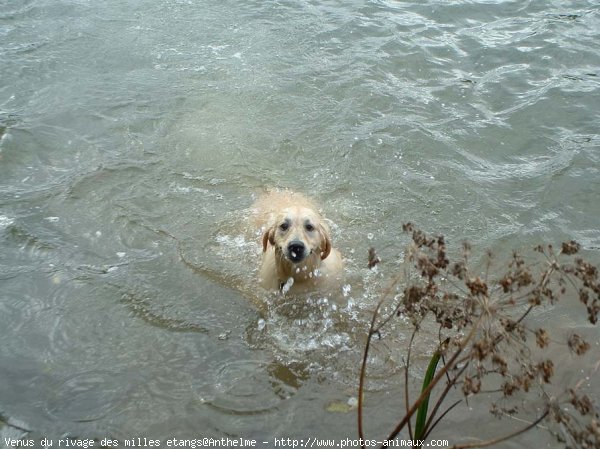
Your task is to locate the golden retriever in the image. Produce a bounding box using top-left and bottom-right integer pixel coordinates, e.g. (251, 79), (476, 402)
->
(252, 190), (343, 293)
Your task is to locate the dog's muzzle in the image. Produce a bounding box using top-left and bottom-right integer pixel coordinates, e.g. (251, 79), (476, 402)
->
(286, 241), (306, 263)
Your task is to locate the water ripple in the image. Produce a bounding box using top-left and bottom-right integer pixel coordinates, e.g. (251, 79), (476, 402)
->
(45, 370), (129, 422)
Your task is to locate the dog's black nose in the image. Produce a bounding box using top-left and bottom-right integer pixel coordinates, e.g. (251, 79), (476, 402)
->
(287, 241), (306, 262)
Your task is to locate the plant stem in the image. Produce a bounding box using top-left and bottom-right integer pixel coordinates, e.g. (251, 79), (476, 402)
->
(422, 362), (468, 439)
(381, 318), (482, 448)
(358, 299), (384, 447)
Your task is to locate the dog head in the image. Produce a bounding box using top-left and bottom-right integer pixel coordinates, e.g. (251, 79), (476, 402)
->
(262, 206), (332, 264)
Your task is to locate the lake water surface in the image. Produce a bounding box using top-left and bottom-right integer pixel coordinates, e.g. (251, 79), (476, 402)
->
(1, 0), (599, 447)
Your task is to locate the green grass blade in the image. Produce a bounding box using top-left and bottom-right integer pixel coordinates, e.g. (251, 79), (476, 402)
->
(414, 348), (442, 440)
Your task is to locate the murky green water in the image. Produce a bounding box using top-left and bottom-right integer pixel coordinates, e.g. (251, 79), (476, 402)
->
(1, 0), (599, 447)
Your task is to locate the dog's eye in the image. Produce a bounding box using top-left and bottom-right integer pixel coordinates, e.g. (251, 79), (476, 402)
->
(279, 222), (290, 231)
(305, 223), (315, 232)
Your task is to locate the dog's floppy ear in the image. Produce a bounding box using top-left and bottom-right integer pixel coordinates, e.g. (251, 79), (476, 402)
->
(262, 227), (275, 252)
(318, 225), (332, 260)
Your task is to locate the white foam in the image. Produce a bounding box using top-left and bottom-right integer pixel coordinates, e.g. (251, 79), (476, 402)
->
(257, 319), (266, 331)
(342, 284), (352, 297)
(281, 277), (294, 294)
(0, 215), (14, 229)
(215, 234), (254, 249)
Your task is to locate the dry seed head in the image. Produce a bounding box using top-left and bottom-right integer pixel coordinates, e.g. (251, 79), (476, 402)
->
(561, 240), (581, 255)
(568, 333), (591, 355)
(492, 353), (508, 375)
(569, 389), (594, 416)
(537, 360), (554, 383)
(517, 269), (533, 288)
(499, 275), (512, 293)
(502, 380), (519, 397)
(473, 338), (492, 360)
(466, 276), (488, 296)
(462, 241), (471, 258)
(452, 261), (467, 280)
(535, 328), (550, 348)
(462, 376), (482, 395)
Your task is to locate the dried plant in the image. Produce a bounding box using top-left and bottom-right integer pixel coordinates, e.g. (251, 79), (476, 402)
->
(358, 223), (600, 449)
